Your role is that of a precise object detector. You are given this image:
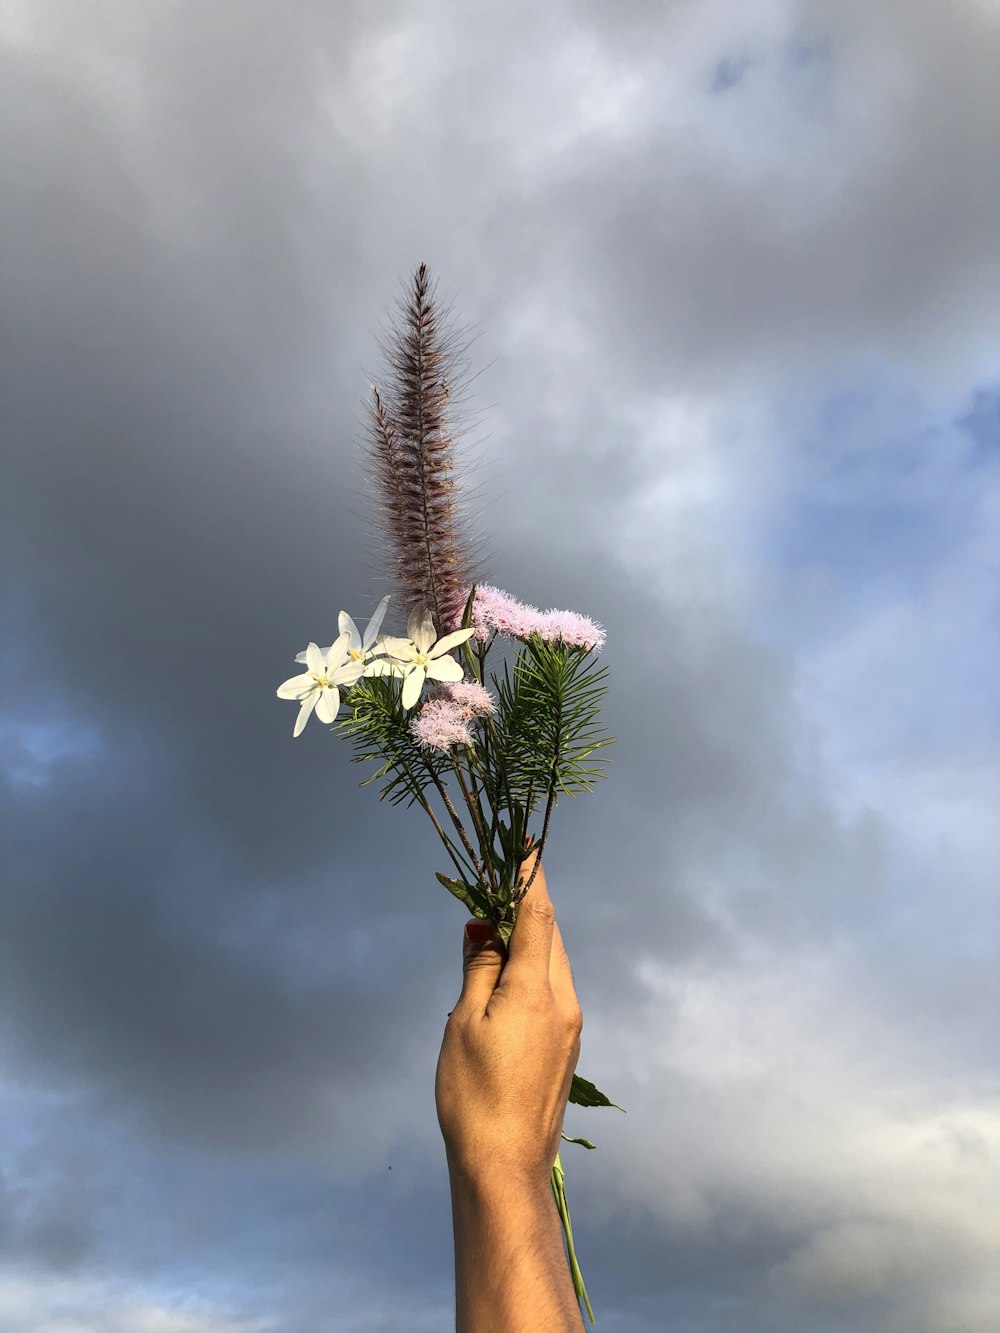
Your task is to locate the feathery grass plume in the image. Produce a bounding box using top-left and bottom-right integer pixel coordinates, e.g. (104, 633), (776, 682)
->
(365, 263), (480, 633)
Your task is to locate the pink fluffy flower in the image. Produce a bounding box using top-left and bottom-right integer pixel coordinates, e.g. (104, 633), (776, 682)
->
(456, 584), (540, 642)
(453, 584), (605, 652)
(410, 698), (475, 752)
(427, 680), (497, 719)
(538, 609), (606, 652)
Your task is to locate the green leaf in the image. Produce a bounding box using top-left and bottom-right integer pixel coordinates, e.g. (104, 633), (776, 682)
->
(495, 804), (527, 859)
(460, 585), (478, 631)
(436, 873), (477, 913)
(435, 872), (493, 917)
(335, 676), (450, 807)
(459, 586), (482, 684)
(569, 1072), (626, 1112)
(494, 637), (615, 810)
(561, 1133), (597, 1150)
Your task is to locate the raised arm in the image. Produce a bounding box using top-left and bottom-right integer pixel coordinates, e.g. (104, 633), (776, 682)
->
(436, 850), (586, 1331)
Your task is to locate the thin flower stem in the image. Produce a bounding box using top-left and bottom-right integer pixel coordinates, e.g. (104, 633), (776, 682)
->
(482, 708), (516, 840)
(456, 635), (500, 850)
(451, 757), (498, 895)
(518, 781), (555, 898)
(399, 756), (475, 880)
(482, 755), (511, 884)
(518, 674), (562, 898)
(464, 743), (503, 870)
(460, 636), (482, 686)
(429, 807), (476, 881)
(463, 740), (491, 801)
(468, 749), (500, 839)
(463, 628), (513, 883)
(428, 769), (488, 894)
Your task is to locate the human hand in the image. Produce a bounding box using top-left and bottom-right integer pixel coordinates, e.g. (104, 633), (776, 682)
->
(435, 849), (583, 1192)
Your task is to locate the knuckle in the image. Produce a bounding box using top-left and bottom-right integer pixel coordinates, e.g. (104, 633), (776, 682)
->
(525, 896), (556, 924)
(506, 979), (552, 1013)
(524, 982), (554, 1012)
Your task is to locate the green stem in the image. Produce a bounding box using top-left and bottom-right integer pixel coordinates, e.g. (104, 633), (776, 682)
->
(524, 776), (536, 827)
(482, 709), (517, 850)
(551, 1152), (595, 1324)
(518, 780), (555, 900)
(518, 668), (562, 898)
(460, 635), (482, 686)
(428, 769), (488, 895)
(466, 741), (504, 877)
(452, 757), (498, 896)
(463, 631), (517, 899)
(400, 756), (476, 881)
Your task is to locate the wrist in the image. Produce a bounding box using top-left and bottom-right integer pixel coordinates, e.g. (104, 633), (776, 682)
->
(447, 1153), (584, 1332)
(446, 1148), (553, 1203)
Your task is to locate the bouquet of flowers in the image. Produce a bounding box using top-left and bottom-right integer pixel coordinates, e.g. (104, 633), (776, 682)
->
(276, 264), (623, 1323)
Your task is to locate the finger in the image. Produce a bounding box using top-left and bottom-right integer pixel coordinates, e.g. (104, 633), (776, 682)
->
(500, 849), (555, 993)
(517, 855), (581, 1016)
(452, 919), (505, 1017)
(550, 918), (581, 1018)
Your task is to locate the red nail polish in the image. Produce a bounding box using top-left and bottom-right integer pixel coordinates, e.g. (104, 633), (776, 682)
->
(465, 922), (494, 944)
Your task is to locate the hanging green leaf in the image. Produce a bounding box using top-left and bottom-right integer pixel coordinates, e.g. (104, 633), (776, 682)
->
(561, 1133), (597, 1150)
(569, 1072), (626, 1112)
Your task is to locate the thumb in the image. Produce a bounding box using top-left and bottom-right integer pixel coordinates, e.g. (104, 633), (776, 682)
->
(456, 919), (505, 1013)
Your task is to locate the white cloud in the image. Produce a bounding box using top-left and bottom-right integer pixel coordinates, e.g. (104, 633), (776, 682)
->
(583, 943), (1000, 1327)
(0, 1276), (273, 1333)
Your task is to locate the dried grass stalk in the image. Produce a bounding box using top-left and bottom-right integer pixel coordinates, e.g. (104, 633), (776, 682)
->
(364, 263), (479, 634)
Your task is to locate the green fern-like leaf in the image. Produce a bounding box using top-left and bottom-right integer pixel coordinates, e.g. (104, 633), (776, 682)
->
(496, 636), (615, 808)
(335, 676), (449, 806)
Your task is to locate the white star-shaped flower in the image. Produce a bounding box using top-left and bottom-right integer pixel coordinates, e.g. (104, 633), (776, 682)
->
(370, 608), (474, 710)
(295, 595), (391, 669)
(277, 636), (366, 737)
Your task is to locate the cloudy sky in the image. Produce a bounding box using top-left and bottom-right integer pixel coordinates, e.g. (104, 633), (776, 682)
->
(2, 1), (999, 1329)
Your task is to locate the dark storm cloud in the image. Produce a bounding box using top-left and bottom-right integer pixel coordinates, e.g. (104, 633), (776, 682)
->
(1, 1), (997, 1329)
(0, 0), (762, 1149)
(0, 1), (490, 1168)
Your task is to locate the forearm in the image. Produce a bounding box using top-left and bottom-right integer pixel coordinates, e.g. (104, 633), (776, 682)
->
(448, 1159), (586, 1332)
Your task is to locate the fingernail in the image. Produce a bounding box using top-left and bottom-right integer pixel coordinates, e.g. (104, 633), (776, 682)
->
(465, 921), (494, 945)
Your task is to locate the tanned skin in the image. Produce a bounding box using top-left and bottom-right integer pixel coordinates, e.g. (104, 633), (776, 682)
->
(436, 851), (586, 1331)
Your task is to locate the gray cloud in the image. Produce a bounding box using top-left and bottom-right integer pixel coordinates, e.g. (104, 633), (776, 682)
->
(1, 0), (997, 1328)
